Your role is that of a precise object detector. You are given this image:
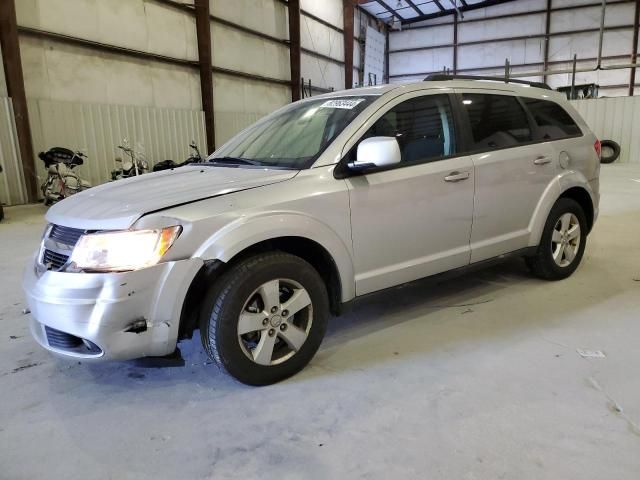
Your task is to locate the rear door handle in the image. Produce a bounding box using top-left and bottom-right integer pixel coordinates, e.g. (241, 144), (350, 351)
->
(444, 171), (470, 182)
(534, 156), (552, 165)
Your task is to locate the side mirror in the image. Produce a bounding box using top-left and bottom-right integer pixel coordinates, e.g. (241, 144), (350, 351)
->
(350, 136), (401, 171)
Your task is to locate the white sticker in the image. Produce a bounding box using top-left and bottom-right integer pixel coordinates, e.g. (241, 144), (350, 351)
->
(319, 99), (365, 110)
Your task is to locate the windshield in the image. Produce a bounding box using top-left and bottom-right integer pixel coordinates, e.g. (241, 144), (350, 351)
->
(209, 95), (378, 169)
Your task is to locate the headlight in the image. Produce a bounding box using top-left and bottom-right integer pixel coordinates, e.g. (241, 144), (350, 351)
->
(69, 226), (182, 272)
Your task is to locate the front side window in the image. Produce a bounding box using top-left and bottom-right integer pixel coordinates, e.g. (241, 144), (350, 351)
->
(210, 96), (378, 169)
(361, 94), (456, 164)
(462, 93), (532, 150)
(521, 97), (582, 140)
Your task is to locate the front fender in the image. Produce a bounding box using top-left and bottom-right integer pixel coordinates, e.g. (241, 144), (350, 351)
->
(528, 171), (597, 247)
(193, 212), (356, 301)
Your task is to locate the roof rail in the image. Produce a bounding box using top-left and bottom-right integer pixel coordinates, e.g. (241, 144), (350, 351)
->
(424, 74), (552, 90)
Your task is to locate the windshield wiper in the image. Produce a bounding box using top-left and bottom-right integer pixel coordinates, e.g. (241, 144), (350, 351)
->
(206, 156), (262, 166)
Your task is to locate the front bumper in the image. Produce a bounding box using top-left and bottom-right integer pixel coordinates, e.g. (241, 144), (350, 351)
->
(23, 256), (203, 360)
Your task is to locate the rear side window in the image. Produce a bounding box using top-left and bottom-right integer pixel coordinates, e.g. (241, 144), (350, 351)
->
(521, 97), (582, 140)
(461, 93), (532, 150)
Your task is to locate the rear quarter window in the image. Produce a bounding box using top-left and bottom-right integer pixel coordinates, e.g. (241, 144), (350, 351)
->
(521, 97), (582, 140)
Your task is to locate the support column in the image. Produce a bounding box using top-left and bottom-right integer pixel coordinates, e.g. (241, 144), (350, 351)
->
(343, 0), (354, 89)
(543, 0), (551, 83)
(453, 13), (458, 74)
(194, 0), (215, 152)
(0, 0), (37, 202)
(288, 0), (301, 101)
(629, 0), (639, 95)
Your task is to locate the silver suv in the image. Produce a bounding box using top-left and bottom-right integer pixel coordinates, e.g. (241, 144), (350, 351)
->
(23, 77), (600, 385)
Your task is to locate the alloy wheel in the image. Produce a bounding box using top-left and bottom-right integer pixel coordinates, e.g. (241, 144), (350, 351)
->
(237, 278), (313, 366)
(551, 212), (581, 267)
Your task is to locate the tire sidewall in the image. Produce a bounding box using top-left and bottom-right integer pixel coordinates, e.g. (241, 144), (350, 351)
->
(203, 254), (329, 385)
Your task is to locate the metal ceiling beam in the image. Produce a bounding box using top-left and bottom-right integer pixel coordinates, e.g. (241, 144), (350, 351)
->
(432, 0), (446, 12)
(374, 0), (405, 21)
(0, 0), (38, 202)
(405, 0), (425, 15)
(194, 0), (215, 152)
(459, 0), (468, 6)
(401, 0), (518, 24)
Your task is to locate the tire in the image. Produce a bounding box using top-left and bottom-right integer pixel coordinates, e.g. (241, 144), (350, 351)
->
(200, 252), (329, 386)
(526, 198), (588, 280)
(600, 139), (620, 164)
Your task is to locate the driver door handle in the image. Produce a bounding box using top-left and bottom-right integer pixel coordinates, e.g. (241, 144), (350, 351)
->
(444, 171), (470, 182)
(534, 156), (551, 165)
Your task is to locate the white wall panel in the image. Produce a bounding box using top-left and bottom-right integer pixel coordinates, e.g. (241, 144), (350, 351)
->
(301, 53), (344, 91)
(26, 98), (207, 192)
(20, 37), (202, 110)
(16, 0), (197, 61)
(458, 15), (545, 43)
(301, 0), (343, 29)
(0, 97), (27, 206)
(458, 39), (544, 70)
(300, 15), (344, 63)
(212, 24), (290, 81)
(461, 0), (546, 20)
(212, 74), (290, 146)
(571, 96), (640, 163)
(390, 24), (452, 49)
(389, 47), (454, 76)
(211, 0), (288, 40)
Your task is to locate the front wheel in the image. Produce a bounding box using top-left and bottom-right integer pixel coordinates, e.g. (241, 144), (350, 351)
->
(200, 252), (329, 385)
(526, 197), (587, 280)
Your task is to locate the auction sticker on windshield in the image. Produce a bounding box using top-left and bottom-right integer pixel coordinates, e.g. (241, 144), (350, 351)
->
(319, 99), (366, 109)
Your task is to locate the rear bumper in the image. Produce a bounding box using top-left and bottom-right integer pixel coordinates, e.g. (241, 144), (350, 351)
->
(23, 256), (202, 360)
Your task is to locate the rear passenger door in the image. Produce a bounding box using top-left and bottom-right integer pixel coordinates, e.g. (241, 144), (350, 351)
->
(454, 91), (557, 263)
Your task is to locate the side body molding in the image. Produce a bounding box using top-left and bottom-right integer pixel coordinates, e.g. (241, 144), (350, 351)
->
(527, 171), (598, 247)
(193, 212), (356, 302)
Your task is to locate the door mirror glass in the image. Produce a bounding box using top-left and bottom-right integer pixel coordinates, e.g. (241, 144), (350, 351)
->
(350, 136), (401, 170)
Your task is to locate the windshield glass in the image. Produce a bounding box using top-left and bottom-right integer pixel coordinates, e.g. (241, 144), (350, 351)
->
(209, 95), (378, 169)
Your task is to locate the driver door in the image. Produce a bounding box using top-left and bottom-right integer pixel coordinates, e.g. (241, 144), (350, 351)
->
(343, 92), (475, 296)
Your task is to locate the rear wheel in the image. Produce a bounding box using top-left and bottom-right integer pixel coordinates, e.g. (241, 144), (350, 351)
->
(526, 198), (587, 280)
(200, 252), (329, 385)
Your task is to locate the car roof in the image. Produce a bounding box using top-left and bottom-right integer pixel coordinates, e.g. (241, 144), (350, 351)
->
(314, 79), (566, 102)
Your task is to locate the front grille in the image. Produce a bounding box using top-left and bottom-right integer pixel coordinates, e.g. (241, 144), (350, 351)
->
(44, 326), (102, 354)
(49, 224), (85, 245)
(42, 248), (69, 270)
(40, 224), (87, 272)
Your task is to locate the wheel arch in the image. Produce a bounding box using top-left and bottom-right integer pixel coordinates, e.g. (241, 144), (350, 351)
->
(178, 222), (354, 340)
(558, 186), (594, 233)
(529, 174), (596, 247)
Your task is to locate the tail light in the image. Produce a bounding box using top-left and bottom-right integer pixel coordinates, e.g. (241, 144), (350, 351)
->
(594, 139), (601, 159)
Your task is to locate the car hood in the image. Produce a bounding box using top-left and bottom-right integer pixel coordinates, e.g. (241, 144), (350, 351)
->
(46, 166), (298, 230)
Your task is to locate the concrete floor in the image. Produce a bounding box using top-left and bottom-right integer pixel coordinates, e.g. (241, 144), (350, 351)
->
(1, 164), (639, 479)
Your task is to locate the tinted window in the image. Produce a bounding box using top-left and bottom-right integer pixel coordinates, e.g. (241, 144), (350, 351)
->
(462, 94), (532, 150)
(522, 97), (582, 140)
(364, 94), (456, 164)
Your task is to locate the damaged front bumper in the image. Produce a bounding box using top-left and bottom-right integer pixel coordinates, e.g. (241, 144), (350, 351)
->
(22, 256), (202, 360)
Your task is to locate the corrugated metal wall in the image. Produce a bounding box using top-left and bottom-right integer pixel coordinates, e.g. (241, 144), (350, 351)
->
(571, 97), (640, 164)
(0, 97), (28, 206)
(27, 98), (207, 193)
(0, 97), (206, 206)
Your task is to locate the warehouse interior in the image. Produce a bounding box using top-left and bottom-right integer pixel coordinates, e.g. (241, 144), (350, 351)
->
(1, 0), (640, 478)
